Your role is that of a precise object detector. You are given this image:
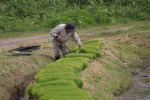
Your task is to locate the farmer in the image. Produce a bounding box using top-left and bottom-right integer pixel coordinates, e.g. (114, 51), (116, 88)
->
(50, 22), (82, 60)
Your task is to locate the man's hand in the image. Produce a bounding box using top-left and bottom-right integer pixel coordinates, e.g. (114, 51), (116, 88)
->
(56, 35), (61, 40)
(79, 45), (82, 48)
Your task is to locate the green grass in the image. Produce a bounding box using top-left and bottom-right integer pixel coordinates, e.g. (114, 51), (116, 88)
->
(31, 85), (92, 100)
(66, 53), (96, 59)
(71, 40), (103, 58)
(1, 21), (150, 100)
(35, 73), (83, 87)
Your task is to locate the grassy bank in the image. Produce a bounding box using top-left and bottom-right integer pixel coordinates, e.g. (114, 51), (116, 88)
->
(0, 21), (150, 100)
(79, 21), (150, 99)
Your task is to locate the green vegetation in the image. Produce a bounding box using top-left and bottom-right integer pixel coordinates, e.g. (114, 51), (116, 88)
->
(66, 53), (96, 59)
(28, 84), (92, 100)
(0, 21), (150, 100)
(71, 40), (103, 57)
(27, 40), (103, 100)
(0, 0), (150, 37)
(0, 1), (150, 98)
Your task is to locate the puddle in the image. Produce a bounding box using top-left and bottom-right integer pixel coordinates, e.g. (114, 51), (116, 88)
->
(118, 66), (150, 100)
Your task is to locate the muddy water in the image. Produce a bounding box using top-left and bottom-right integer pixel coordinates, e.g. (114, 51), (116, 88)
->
(118, 66), (150, 100)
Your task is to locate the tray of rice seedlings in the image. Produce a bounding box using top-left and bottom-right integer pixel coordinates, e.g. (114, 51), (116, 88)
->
(37, 67), (75, 74)
(27, 80), (77, 96)
(39, 86), (92, 100)
(79, 48), (102, 57)
(57, 57), (90, 65)
(81, 45), (100, 51)
(56, 57), (90, 69)
(46, 57), (90, 68)
(43, 60), (88, 73)
(83, 40), (104, 45)
(27, 40), (102, 100)
(28, 84), (92, 100)
(71, 40), (103, 54)
(34, 71), (83, 87)
(42, 59), (87, 72)
(65, 53), (96, 59)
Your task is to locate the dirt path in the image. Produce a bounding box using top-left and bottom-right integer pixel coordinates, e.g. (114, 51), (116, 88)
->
(0, 35), (51, 49)
(0, 26), (133, 49)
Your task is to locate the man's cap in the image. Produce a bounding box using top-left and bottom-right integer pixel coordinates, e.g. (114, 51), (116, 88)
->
(66, 22), (76, 33)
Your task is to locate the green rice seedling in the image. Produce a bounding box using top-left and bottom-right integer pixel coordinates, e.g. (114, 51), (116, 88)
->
(29, 85), (92, 100)
(43, 63), (83, 73)
(65, 53), (96, 59)
(37, 67), (75, 74)
(80, 48), (102, 57)
(44, 61), (86, 73)
(60, 57), (90, 62)
(71, 46), (79, 53)
(27, 40), (102, 100)
(27, 84), (36, 96)
(57, 57), (90, 65)
(39, 89), (92, 100)
(82, 45), (100, 51)
(44, 57), (89, 70)
(80, 45), (100, 53)
(71, 40), (103, 53)
(82, 40), (104, 46)
(71, 45), (101, 53)
(27, 80), (77, 95)
(35, 72), (76, 79)
(35, 72), (83, 87)
(56, 57), (90, 69)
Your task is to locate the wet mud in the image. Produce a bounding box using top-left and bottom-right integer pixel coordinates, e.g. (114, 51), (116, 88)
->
(118, 65), (150, 100)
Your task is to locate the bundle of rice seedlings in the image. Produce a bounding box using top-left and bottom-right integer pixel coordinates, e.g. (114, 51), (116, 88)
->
(65, 53), (96, 59)
(71, 40), (103, 53)
(27, 40), (103, 100)
(28, 85), (92, 100)
(58, 57), (90, 63)
(44, 61), (86, 72)
(71, 46), (79, 53)
(27, 80), (77, 95)
(81, 45), (100, 51)
(82, 40), (103, 45)
(56, 58), (89, 69)
(37, 67), (75, 75)
(80, 48), (102, 57)
(45, 57), (89, 68)
(35, 72), (83, 87)
(35, 72), (76, 80)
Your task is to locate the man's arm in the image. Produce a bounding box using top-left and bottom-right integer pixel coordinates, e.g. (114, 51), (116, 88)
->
(73, 32), (82, 47)
(50, 25), (61, 38)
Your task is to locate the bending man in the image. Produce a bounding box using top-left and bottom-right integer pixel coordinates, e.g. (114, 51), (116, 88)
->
(50, 22), (82, 60)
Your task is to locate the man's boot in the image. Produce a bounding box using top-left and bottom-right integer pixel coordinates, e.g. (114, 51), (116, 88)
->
(55, 56), (60, 60)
